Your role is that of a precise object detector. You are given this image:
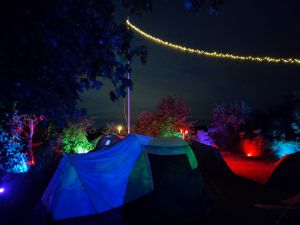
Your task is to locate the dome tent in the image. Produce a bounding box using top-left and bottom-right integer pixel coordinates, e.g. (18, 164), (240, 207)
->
(266, 152), (300, 200)
(94, 134), (122, 150)
(41, 134), (200, 222)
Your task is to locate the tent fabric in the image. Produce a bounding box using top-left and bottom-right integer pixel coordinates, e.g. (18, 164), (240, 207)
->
(136, 134), (198, 169)
(190, 141), (233, 176)
(266, 152), (300, 200)
(41, 134), (198, 220)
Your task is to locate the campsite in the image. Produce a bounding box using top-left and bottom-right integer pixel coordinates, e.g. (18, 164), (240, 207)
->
(1, 1), (300, 225)
(1, 134), (299, 225)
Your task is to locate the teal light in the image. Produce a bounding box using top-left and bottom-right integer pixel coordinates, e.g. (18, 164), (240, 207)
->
(9, 153), (29, 173)
(272, 140), (300, 158)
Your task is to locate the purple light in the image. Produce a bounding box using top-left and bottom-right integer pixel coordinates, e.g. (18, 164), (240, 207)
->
(0, 187), (4, 193)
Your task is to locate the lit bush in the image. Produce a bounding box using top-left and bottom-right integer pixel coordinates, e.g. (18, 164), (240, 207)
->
(195, 130), (216, 147)
(134, 96), (194, 138)
(62, 118), (98, 154)
(271, 140), (300, 158)
(209, 101), (251, 151)
(0, 129), (29, 173)
(0, 109), (29, 173)
(159, 117), (182, 138)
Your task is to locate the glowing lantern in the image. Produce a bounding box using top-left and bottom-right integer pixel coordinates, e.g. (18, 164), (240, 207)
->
(0, 188), (4, 193)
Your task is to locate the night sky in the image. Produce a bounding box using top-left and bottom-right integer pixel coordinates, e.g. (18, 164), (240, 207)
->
(80, 0), (300, 127)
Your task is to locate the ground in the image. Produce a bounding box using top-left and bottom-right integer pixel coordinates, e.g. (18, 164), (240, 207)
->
(221, 152), (277, 184)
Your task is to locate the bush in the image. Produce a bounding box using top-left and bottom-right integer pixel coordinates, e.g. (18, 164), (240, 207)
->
(209, 101), (251, 151)
(134, 96), (194, 138)
(0, 110), (29, 173)
(62, 118), (99, 154)
(195, 130), (216, 147)
(271, 140), (300, 158)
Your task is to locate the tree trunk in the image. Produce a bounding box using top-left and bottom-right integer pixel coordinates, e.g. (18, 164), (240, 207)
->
(28, 119), (35, 165)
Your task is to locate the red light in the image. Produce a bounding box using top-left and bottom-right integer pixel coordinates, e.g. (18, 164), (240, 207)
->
(185, 130), (188, 134)
(241, 137), (264, 157)
(28, 158), (35, 166)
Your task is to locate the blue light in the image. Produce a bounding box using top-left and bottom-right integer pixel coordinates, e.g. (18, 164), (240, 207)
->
(272, 140), (300, 158)
(0, 187), (4, 193)
(8, 153), (30, 173)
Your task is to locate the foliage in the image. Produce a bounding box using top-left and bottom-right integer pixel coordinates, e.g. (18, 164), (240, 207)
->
(256, 92), (300, 141)
(134, 96), (194, 137)
(0, 110), (29, 173)
(0, 0), (147, 127)
(252, 91), (300, 158)
(209, 101), (251, 150)
(0, 0), (220, 128)
(159, 117), (182, 138)
(184, 0), (223, 15)
(271, 140), (300, 159)
(194, 130), (216, 147)
(292, 91), (300, 139)
(133, 111), (159, 137)
(62, 118), (98, 154)
(103, 122), (117, 135)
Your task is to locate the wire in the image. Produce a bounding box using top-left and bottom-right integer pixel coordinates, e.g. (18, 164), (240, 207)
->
(126, 19), (300, 65)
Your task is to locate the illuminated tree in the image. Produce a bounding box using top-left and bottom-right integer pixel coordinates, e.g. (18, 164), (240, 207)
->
(134, 96), (194, 137)
(20, 115), (45, 165)
(0, 0), (147, 127)
(0, 0), (220, 127)
(134, 111), (160, 137)
(209, 101), (251, 150)
(0, 109), (29, 173)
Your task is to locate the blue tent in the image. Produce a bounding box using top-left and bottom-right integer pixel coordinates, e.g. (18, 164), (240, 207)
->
(41, 134), (198, 221)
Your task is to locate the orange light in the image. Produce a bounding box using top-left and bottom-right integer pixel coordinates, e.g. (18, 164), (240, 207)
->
(117, 125), (123, 134)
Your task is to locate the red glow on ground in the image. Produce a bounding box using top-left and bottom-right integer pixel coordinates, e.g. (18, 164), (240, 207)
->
(221, 152), (277, 184)
(241, 137), (264, 157)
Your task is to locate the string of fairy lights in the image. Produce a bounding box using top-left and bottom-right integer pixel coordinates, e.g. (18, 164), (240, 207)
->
(126, 19), (300, 65)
